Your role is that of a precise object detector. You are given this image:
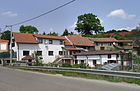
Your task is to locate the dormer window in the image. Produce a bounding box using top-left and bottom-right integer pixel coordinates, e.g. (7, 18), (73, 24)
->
(49, 40), (53, 44)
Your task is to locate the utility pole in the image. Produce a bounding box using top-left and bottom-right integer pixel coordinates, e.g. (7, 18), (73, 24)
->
(6, 25), (13, 65)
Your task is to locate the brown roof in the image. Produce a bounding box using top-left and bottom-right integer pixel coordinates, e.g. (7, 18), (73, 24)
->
(67, 35), (94, 46)
(34, 34), (65, 40)
(62, 36), (72, 46)
(0, 39), (9, 42)
(73, 50), (120, 56)
(89, 38), (117, 42)
(117, 40), (133, 42)
(62, 47), (79, 51)
(13, 32), (38, 44)
(22, 56), (34, 60)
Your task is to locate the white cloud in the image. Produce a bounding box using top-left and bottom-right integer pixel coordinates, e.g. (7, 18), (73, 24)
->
(1, 11), (18, 17)
(108, 9), (136, 19)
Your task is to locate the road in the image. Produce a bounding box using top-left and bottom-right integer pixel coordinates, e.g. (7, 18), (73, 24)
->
(0, 66), (140, 91)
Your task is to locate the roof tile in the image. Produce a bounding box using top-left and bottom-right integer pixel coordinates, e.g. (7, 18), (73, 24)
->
(13, 32), (38, 43)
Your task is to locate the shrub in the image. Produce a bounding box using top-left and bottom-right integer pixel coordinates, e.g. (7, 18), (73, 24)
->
(72, 64), (79, 68)
(60, 63), (72, 67)
(79, 63), (87, 68)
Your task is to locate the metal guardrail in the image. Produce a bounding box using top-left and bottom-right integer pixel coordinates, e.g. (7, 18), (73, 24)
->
(12, 66), (140, 79)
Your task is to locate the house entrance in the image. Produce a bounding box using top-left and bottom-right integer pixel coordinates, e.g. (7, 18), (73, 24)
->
(108, 60), (116, 64)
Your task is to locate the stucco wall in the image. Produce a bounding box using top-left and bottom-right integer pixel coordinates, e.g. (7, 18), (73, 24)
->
(12, 38), (64, 64)
(76, 54), (121, 67)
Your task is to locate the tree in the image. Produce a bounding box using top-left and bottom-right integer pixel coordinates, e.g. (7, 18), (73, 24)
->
(62, 29), (69, 36)
(47, 32), (58, 36)
(42, 32), (46, 35)
(75, 13), (104, 35)
(0, 30), (10, 41)
(19, 25), (39, 34)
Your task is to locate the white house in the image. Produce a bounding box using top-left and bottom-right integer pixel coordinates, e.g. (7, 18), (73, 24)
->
(73, 50), (122, 67)
(12, 32), (65, 64)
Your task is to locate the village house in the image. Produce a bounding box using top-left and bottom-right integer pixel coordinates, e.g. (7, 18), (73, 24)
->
(12, 32), (65, 64)
(10, 33), (133, 68)
(0, 39), (9, 65)
(73, 50), (121, 67)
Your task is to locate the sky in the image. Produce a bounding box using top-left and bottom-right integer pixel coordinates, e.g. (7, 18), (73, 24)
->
(0, 0), (140, 35)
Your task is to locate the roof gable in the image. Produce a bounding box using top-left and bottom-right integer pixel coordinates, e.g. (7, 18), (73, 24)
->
(67, 35), (94, 46)
(13, 32), (38, 44)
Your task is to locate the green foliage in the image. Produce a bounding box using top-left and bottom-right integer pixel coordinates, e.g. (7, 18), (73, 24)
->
(62, 29), (69, 36)
(61, 29), (74, 36)
(19, 25), (38, 34)
(0, 30), (10, 41)
(47, 32), (58, 36)
(60, 63), (72, 67)
(32, 51), (43, 66)
(75, 13), (104, 35)
(42, 32), (46, 35)
(106, 29), (129, 33)
(72, 64), (79, 68)
(79, 63), (87, 68)
(113, 33), (126, 40)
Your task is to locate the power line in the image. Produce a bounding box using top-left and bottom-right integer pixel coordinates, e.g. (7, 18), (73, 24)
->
(10, 0), (76, 26)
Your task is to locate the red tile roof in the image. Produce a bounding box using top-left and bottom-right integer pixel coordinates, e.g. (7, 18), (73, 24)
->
(67, 35), (94, 46)
(118, 32), (131, 36)
(62, 36), (72, 46)
(121, 46), (133, 49)
(22, 56), (34, 60)
(0, 39), (9, 42)
(13, 32), (38, 44)
(34, 34), (65, 40)
(73, 50), (120, 56)
(89, 38), (117, 42)
(117, 40), (133, 42)
(62, 47), (79, 51)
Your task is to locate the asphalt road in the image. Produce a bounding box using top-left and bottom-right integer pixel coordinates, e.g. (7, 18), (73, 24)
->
(0, 66), (140, 91)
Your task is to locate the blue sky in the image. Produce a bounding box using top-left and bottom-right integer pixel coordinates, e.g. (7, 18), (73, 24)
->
(0, 0), (140, 35)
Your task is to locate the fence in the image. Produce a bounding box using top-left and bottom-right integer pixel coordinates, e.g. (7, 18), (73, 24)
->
(12, 66), (140, 79)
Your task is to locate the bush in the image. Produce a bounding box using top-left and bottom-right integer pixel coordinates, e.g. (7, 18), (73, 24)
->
(72, 64), (79, 68)
(79, 63), (87, 68)
(60, 63), (72, 67)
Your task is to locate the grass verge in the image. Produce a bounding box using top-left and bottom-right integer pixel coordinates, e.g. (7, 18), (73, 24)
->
(8, 67), (140, 85)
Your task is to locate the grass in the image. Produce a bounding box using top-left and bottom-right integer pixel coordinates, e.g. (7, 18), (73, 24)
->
(8, 67), (140, 85)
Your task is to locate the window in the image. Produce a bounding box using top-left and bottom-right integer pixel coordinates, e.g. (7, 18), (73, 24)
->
(37, 51), (42, 56)
(48, 51), (53, 56)
(81, 60), (84, 63)
(23, 51), (29, 56)
(108, 42), (112, 46)
(93, 60), (97, 65)
(70, 51), (73, 55)
(108, 54), (111, 59)
(100, 47), (105, 50)
(49, 40), (53, 44)
(38, 38), (43, 43)
(95, 42), (99, 46)
(60, 40), (63, 45)
(101, 43), (104, 46)
(59, 51), (63, 55)
(0, 44), (7, 50)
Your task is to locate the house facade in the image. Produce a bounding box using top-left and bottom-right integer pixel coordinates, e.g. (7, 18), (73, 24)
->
(0, 39), (9, 64)
(73, 50), (121, 67)
(12, 32), (65, 64)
